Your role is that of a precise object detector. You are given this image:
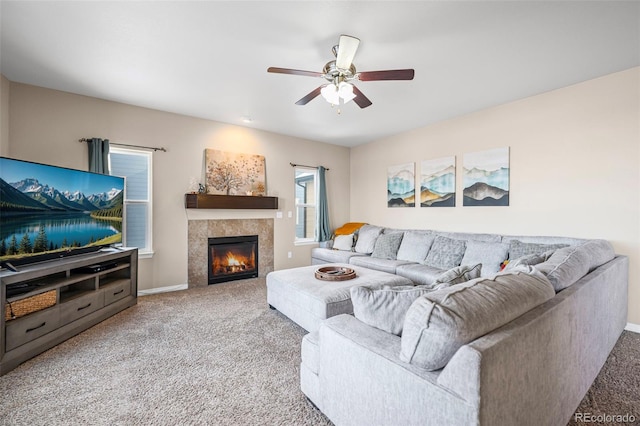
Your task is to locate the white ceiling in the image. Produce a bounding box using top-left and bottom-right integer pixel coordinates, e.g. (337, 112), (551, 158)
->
(1, 1), (638, 147)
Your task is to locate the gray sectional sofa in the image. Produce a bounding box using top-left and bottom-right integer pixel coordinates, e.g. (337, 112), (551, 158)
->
(303, 225), (628, 426)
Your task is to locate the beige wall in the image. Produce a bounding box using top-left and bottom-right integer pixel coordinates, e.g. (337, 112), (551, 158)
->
(0, 75), (9, 155)
(5, 69), (640, 324)
(351, 68), (640, 325)
(6, 82), (350, 291)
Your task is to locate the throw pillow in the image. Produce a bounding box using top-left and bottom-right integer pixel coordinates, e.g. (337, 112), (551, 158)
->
(423, 236), (467, 269)
(351, 284), (433, 336)
(400, 266), (555, 371)
(504, 250), (555, 271)
(508, 240), (569, 260)
(431, 263), (482, 289)
(371, 232), (404, 260)
(332, 234), (354, 251)
(396, 231), (435, 263)
(460, 241), (509, 277)
(536, 239), (615, 292)
(354, 225), (384, 254)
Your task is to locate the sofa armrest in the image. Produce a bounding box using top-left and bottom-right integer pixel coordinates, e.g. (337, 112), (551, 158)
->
(438, 345), (482, 405)
(319, 240), (334, 249)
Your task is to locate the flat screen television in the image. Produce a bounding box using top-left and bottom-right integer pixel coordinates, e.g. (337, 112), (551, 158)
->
(0, 156), (125, 268)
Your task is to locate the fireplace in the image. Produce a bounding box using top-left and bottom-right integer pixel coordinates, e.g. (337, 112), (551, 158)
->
(208, 235), (259, 284)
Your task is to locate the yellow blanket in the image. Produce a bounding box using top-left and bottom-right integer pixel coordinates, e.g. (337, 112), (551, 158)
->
(333, 222), (367, 236)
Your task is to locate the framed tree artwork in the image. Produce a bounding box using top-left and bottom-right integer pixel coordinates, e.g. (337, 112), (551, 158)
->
(205, 149), (266, 196)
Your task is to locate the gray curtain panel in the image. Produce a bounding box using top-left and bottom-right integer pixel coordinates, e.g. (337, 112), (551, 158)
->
(315, 166), (331, 242)
(87, 138), (110, 174)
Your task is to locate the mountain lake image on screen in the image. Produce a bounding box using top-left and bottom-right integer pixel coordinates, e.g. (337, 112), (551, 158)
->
(0, 157), (125, 265)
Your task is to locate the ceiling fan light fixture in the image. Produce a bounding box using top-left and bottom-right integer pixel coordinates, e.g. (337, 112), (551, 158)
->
(338, 82), (356, 103)
(320, 84), (340, 105)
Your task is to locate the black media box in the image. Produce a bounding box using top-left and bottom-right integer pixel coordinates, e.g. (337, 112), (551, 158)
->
(78, 262), (118, 274)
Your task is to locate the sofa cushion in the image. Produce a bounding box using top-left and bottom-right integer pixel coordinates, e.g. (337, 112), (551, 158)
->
(396, 231), (435, 263)
(460, 241), (509, 276)
(351, 284), (434, 336)
(423, 236), (467, 269)
(508, 240), (568, 260)
(333, 234), (354, 251)
(432, 263), (482, 289)
(535, 239), (615, 292)
(400, 266), (555, 371)
(311, 247), (368, 264)
(371, 232), (404, 260)
(395, 263), (447, 286)
(354, 225), (384, 254)
(435, 231), (501, 243)
(349, 256), (414, 274)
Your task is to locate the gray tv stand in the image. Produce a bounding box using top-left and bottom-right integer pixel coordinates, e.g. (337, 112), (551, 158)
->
(1, 248), (138, 375)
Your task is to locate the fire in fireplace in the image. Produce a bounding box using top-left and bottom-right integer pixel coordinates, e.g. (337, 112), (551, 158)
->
(208, 235), (258, 284)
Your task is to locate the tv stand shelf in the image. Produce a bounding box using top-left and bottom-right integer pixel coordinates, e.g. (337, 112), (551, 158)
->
(0, 248), (138, 375)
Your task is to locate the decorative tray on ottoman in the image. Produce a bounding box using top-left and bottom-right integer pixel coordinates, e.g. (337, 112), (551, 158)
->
(315, 266), (356, 281)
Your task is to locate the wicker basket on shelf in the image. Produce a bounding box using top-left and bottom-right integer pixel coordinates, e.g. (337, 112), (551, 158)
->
(5, 290), (57, 321)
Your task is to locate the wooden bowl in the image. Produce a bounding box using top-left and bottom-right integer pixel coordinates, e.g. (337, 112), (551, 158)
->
(315, 266), (356, 281)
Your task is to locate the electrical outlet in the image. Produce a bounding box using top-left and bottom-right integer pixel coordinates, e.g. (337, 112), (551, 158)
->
(276, 211), (283, 219)
(287, 251), (292, 258)
(287, 211), (293, 218)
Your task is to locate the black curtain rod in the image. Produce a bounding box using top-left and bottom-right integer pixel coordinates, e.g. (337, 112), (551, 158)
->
(78, 138), (167, 152)
(290, 162), (329, 171)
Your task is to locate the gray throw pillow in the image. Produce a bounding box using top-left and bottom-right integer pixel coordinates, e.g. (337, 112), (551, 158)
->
(351, 284), (433, 336)
(536, 239), (615, 292)
(371, 232), (404, 260)
(505, 249), (555, 270)
(400, 266), (555, 371)
(432, 263), (482, 289)
(423, 236), (467, 269)
(460, 241), (509, 276)
(508, 240), (568, 260)
(354, 225), (384, 254)
(396, 231), (435, 263)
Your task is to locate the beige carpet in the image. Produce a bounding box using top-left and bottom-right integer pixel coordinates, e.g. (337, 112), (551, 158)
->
(0, 279), (330, 426)
(0, 278), (637, 425)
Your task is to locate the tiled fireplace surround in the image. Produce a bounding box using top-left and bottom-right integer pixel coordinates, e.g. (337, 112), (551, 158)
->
(187, 219), (275, 288)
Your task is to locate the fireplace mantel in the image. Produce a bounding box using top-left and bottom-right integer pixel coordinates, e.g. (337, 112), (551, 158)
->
(185, 193), (278, 209)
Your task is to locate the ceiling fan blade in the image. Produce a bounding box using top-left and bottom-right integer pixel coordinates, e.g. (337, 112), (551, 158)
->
(351, 85), (372, 109)
(358, 69), (415, 81)
(295, 86), (323, 105)
(267, 67), (324, 78)
(335, 35), (360, 71)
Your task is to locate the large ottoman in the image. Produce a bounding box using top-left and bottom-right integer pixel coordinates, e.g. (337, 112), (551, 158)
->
(266, 263), (412, 332)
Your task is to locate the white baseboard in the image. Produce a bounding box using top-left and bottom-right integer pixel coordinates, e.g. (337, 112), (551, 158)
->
(625, 323), (640, 334)
(138, 284), (188, 296)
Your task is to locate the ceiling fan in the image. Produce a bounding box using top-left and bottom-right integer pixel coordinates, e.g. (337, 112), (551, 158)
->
(267, 35), (414, 110)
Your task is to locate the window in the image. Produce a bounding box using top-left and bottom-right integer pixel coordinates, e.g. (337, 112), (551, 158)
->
(294, 167), (317, 243)
(109, 147), (153, 257)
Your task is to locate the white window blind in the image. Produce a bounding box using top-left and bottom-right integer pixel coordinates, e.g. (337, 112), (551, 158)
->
(109, 147), (153, 256)
(294, 167), (317, 243)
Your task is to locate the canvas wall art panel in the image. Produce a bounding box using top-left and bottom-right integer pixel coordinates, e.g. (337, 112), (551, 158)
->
(205, 149), (266, 196)
(463, 147), (510, 206)
(387, 162), (415, 207)
(420, 156), (456, 207)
